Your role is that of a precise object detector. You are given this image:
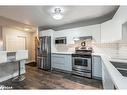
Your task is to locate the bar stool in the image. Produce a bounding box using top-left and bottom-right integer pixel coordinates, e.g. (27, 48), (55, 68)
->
(12, 50), (28, 82)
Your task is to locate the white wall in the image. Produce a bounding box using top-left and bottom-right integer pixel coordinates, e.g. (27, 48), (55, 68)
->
(0, 26), (3, 51)
(101, 6), (127, 43)
(2, 27), (36, 62)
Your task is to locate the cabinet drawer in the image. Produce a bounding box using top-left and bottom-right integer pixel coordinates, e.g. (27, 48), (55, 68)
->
(51, 54), (72, 71)
(51, 55), (65, 70)
(52, 56), (65, 65)
(92, 56), (102, 79)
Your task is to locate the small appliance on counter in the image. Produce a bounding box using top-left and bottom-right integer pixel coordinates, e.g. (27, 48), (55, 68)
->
(72, 41), (93, 78)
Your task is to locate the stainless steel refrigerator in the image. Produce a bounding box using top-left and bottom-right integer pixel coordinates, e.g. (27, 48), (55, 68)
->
(37, 36), (51, 70)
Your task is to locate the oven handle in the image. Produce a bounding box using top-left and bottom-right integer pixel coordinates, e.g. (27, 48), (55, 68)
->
(73, 57), (91, 60)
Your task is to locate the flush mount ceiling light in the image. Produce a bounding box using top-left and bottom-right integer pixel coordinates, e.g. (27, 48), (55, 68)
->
(52, 7), (64, 20)
(24, 28), (30, 31)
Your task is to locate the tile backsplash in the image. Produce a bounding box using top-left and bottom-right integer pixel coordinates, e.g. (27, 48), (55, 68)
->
(117, 43), (127, 58)
(92, 43), (118, 57)
(54, 39), (92, 52)
(93, 42), (127, 58)
(54, 39), (127, 59)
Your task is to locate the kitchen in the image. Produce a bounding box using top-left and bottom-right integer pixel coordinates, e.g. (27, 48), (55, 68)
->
(0, 6), (127, 90)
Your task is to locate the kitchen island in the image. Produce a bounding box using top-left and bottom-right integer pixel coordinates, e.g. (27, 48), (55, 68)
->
(0, 50), (28, 82)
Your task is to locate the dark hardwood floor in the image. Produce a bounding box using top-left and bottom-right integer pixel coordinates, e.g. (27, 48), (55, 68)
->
(0, 65), (102, 89)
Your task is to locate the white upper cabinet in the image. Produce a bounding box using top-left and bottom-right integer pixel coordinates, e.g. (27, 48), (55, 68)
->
(54, 24), (101, 44)
(101, 18), (122, 43)
(53, 28), (80, 44)
(75, 24), (101, 43)
(122, 22), (127, 41)
(101, 6), (127, 43)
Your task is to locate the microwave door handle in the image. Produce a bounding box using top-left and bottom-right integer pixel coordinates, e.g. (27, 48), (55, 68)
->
(42, 37), (45, 52)
(40, 38), (42, 54)
(45, 37), (47, 52)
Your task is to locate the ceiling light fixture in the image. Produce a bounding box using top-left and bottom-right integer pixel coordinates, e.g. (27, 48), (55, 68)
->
(24, 28), (30, 31)
(52, 7), (63, 20)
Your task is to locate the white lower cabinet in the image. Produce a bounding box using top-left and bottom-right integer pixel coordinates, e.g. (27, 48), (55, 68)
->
(92, 55), (102, 79)
(51, 54), (72, 71)
(102, 61), (114, 89)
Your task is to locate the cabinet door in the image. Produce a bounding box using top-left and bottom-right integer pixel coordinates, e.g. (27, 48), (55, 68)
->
(101, 14), (122, 43)
(64, 55), (72, 71)
(102, 62), (114, 89)
(92, 56), (102, 79)
(51, 54), (65, 70)
(51, 54), (72, 71)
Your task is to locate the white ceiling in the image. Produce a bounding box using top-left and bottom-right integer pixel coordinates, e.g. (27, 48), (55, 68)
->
(0, 6), (118, 28)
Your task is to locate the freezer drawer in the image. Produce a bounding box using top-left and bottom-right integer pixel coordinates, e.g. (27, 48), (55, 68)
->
(37, 56), (51, 70)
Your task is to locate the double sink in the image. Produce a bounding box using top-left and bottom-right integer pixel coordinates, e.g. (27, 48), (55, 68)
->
(110, 61), (127, 77)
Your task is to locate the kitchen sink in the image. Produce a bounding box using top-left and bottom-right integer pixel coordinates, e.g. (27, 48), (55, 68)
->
(110, 61), (127, 77)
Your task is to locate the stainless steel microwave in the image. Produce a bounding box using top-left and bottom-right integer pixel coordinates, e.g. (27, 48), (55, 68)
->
(55, 37), (66, 44)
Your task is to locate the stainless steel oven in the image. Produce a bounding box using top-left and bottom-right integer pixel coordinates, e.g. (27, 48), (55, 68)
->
(72, 50), (92, 78)
(73, 57), (91, 70)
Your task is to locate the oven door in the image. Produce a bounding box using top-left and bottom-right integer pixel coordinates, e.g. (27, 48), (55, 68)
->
(72, 57), (91, 70)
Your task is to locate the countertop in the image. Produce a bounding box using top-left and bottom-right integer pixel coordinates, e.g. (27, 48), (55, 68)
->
(101, 54), (127, 89)
(52, 51), (103, 55)
(52, 51), (74, 55)
(0, 50), (28, 63)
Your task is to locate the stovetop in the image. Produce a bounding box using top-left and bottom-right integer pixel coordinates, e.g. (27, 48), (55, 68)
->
(74, 49), (92, 54)
(72, 49), (92, 57)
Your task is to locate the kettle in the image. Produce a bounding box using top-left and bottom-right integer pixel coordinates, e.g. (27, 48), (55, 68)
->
(81, 41), (86, 47)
